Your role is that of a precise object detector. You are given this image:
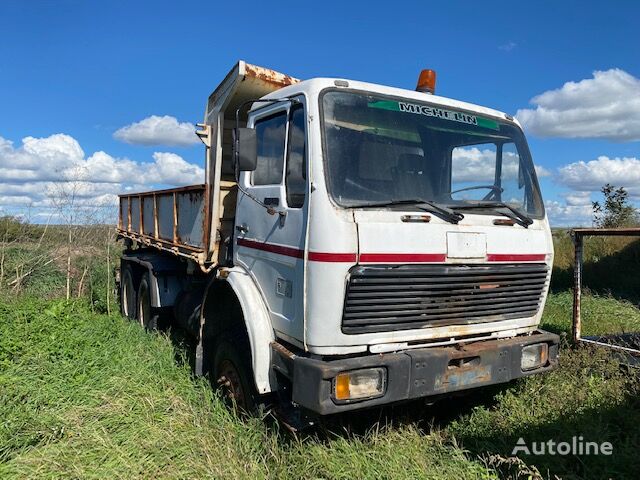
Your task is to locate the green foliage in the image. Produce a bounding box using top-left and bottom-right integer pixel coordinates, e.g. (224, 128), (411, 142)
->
(0, 245), (66, 298)
(543, 290), (640, 336)
(1, 221), (118, 309)
(448, 345), (639, 480)
(2, 218), (640, 479)
(0, 216), (46, 243)
(551, 229), (640, 303)
(74, 249), (120, 313)
(0, 299), (494, 479)
(2, 295), (639, 479)
(592, 184), (638, 228)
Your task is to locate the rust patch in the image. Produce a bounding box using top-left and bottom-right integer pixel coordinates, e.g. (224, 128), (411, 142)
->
(434, 364), (492, 391)
(245, 63), (300, 88)
(271, 341), (296, 359)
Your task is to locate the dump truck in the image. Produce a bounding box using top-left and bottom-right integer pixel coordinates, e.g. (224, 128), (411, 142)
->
(117, 61), (559, 419)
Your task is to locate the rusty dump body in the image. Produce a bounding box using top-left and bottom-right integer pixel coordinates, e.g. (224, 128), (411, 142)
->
(117, 61), (299, 268)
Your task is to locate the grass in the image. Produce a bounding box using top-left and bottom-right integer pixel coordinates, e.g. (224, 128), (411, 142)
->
(2, 227), (640, 478)
(0, 298), (494, 479)
(1, 296), (639, 479)
(543, 290), (640, 336)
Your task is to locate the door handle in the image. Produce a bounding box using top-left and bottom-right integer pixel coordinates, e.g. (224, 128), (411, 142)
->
(235, 224), (249, 235)
(263, 197), (279, 207)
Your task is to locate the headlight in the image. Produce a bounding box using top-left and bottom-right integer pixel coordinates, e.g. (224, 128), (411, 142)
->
(521, 343), (549, 371)
(332, 368), (386, 401)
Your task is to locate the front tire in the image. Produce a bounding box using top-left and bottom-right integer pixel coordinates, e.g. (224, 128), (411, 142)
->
(212, 334), (257, 413)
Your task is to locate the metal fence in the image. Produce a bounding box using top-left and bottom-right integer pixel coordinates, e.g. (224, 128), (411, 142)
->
(571, 227), (640, 365)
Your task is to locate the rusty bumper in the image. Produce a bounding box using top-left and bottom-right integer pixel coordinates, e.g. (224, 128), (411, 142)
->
(280, 330), (559, 415)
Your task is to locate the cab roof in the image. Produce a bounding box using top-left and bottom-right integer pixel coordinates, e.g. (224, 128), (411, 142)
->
(261, 77), (519, 127)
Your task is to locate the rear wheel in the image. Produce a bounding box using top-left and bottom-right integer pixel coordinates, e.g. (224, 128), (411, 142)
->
(212, 334), (257, 413)
(120, 265), (137, 320)
(137, 273), (161, 331)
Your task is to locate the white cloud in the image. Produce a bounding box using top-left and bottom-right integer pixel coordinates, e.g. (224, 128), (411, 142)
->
(113, 115), (199, 146)
(558, 156), (640, 194)
(451, 147), (550, 183)
(546, 155), (640, 226)
(0, 133), (204, 222)
(516, 69), (640, 141)
(545, 200), (593, 227)
(562, 191), (592, 206)
(452, 147), (517, 183)
(145, 152), (204, 185)
(498, 41), (517, 52)
(535, 165), (552, 178)
(0, 134), (85, 181)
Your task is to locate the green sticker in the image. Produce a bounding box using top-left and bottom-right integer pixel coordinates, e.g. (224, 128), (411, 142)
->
(476, 117), (499, 130)
(368, 100), (401, 111)
(368, 100), (499, 130)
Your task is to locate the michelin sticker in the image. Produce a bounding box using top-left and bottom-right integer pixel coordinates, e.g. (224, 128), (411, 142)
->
(369, 100), (499, 130)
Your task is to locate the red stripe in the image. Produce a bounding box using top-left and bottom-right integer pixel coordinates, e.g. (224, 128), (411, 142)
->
(238, 238), (356, 262)
(308, 252), (357, 262)
(237, 238), (303, 258)
(487, 253), (546, 262)
(237, 239), (546, 264)
(360, 253), (447, 263)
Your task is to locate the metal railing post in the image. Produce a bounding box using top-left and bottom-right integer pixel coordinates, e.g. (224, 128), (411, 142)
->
(572, 231), (583, 343)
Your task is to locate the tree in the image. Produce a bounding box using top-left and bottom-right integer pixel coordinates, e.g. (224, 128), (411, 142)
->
(592, 184), (638, 228)
(47, 165), (116, 301)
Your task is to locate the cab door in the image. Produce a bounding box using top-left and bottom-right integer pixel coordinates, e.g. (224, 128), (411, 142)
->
(234, 100), (308, 341)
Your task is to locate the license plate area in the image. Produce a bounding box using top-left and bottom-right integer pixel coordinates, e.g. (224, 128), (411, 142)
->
(435, 362), (492, 391)
(408, 345), (512, 396)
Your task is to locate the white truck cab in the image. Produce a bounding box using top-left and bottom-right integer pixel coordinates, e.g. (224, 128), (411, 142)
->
(117, 62), (558, 418)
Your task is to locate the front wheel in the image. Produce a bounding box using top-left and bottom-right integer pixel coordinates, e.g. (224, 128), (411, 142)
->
(212, 335), (258, 413)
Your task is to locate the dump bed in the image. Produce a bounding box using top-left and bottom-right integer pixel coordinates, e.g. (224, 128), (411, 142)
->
(117, 61), (299, 268)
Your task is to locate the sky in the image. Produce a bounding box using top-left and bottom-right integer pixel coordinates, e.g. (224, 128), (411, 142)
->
(1, 0), (639, 226)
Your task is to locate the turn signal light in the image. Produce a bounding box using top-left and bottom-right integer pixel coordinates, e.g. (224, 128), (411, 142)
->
(416, 69), (436, 94)
(521, 343), (549, 371)
(333, 368), (386, 401)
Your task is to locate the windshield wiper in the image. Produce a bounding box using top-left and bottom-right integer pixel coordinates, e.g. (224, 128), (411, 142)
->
(352, 199), (464, 224)
(455, 202), (533, 228)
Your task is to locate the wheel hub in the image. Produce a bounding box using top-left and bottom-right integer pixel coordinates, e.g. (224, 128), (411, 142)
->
(218, 359), (246, 410)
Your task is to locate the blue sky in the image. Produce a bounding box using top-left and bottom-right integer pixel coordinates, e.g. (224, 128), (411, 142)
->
(1, 0), (639, 225)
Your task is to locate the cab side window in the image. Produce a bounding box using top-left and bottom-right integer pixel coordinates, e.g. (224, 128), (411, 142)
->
(285, 105), (306, 208)
(253, 111), (287, 185)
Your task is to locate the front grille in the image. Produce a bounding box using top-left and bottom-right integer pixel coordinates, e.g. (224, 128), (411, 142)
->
(341, 263), (548, 334)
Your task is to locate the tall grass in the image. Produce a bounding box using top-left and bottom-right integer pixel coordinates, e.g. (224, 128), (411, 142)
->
(2, 222), (640, 478)
(0, 298), (495, 479)
(2, 296), (639, 479)
(0, 217), (118, 310)
(552, 229), (640, 301)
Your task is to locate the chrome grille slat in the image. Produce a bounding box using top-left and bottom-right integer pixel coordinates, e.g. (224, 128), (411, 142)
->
(344, 293), (542, 312)
(341, 263), (548, 334)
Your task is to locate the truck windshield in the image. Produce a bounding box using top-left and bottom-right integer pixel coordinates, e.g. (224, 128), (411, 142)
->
(321, 91), (544, 218)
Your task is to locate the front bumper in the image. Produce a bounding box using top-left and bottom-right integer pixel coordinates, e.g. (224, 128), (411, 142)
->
(272, 330), (559, 415)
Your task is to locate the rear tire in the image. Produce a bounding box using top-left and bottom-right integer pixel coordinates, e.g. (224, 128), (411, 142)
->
(137, 273), (162, 331)
(120, 264), (137, 320)
(212, 334), (258, 414)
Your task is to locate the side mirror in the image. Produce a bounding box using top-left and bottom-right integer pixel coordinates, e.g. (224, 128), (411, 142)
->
(233, 127), (257, 171)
